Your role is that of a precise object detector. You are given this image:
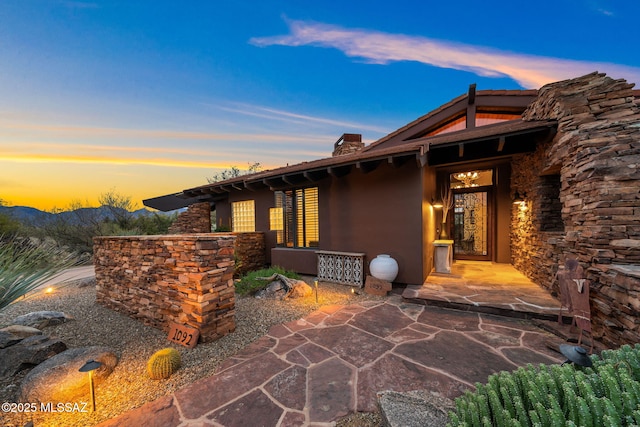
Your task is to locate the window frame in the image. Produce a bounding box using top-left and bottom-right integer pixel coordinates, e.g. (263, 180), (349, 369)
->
(274, 187), (319, 248)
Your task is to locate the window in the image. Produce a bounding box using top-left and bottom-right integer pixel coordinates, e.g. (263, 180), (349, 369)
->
(231, 200), (255, 232)
(274, 188), (319, 248)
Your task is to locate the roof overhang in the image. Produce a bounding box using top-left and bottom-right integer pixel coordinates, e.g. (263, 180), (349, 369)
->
(422, 120), (557, 166)
(144, 119), (557, 210)
(142, 192), (226, 212)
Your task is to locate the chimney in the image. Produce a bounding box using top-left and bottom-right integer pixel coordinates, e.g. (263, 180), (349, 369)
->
(332, 133), (364, 157)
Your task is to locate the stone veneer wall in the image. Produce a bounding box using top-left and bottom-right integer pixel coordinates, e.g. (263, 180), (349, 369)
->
(166, 201), (265, 277)
(168, 202), (211, 234)
(512, 72), (640, 347)
(233, 232), (266, 277)
(94, 234), (236, 343)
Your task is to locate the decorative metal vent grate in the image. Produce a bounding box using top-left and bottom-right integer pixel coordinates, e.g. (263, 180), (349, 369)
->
(316, 251), (365, 286)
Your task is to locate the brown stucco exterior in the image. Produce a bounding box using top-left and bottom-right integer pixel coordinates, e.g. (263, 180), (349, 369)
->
(215, 161), (432, 284)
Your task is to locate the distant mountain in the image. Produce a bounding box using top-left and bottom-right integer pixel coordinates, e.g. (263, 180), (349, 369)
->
(0, 206), (54, 224)
(0, 205), (157, 226)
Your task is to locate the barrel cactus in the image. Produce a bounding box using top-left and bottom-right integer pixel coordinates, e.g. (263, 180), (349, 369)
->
(147, 348), (181, 380)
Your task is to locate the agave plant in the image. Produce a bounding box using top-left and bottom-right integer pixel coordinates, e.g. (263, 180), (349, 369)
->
(0, 236), (79, 311)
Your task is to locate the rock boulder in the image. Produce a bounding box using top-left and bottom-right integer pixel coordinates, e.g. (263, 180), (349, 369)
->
(18, 346), (119, 403)
(0, 335), (67, 378)
(12, 311), (74, 329)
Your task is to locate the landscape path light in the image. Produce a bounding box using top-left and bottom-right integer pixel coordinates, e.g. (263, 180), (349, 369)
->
(559, 344), (592, 367)
(79, 359), (102, 411)
(313, 277), (318, 303)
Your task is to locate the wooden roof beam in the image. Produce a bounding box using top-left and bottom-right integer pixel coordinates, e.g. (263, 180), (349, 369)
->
(303, 169), (329, 182)
(356, 160), (381, 174)
(282, 174), (309, 186)
(328, 165), (351, 178)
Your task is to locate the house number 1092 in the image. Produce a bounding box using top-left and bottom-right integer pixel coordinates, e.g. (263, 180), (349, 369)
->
(172, 329), (193, 346)
(167, 322), (200, 348)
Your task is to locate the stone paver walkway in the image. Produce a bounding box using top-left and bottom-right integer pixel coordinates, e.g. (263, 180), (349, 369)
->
(98, 295), (564, 427)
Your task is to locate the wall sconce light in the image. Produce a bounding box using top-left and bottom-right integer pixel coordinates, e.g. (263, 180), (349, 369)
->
(432, 198), (444, 209)
(513, 191), (526, 204)
(79, 359), (102, 412)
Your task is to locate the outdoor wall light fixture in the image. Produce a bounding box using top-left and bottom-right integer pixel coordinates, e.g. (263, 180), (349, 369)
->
(432, 198), (444, 209)
(559, 344), (593, 367)
(79, 359), (102, 412)
(512, 191), (526, 204)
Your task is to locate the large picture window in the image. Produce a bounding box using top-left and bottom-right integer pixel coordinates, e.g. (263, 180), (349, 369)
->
(274, 188), (319, 248)
(231, 200), (255, 232)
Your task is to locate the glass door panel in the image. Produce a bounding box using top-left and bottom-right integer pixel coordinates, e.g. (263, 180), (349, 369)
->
(453, 191), (490, 259)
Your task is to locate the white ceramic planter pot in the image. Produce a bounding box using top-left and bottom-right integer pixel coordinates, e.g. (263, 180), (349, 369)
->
(369, 254), (399, 282)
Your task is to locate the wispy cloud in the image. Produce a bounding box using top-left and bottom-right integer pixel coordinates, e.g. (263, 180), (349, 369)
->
(1, 121), (330, 144)
(216, 103), (389, 134)
(250, 19), (640, 88)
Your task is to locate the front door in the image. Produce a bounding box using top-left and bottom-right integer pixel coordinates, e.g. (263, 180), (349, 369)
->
(452, 190), (492, 260)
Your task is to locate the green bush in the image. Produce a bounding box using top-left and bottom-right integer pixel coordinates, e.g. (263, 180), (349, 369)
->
(448, 344), (640, 427)
(235, 266), (300, 296)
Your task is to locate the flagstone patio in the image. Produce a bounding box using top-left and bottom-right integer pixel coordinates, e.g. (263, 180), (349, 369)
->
(97, 294), (565, 427)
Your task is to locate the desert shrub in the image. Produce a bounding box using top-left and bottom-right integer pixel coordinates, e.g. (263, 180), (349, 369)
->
(235, 266), (300, 296)
(448, 344), (640, 427)
(0, 236), (79, 310)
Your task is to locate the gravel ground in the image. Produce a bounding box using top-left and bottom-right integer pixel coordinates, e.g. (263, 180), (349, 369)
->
(0, 278), (385, 427)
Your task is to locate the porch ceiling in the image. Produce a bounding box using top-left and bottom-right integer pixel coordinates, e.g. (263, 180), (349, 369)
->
(423, 120), (557, 166)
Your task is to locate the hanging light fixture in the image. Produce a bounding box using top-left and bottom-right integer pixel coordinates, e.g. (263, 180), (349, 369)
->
(454, 171), (479, 187)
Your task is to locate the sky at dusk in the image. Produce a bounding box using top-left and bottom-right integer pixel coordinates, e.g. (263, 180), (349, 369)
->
(1, 0), (639, 211)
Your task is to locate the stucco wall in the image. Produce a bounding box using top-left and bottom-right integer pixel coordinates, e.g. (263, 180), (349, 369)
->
(94, 234), (236, 343)
(323, 162), (425, 284)
(513, 72), (640, 347)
